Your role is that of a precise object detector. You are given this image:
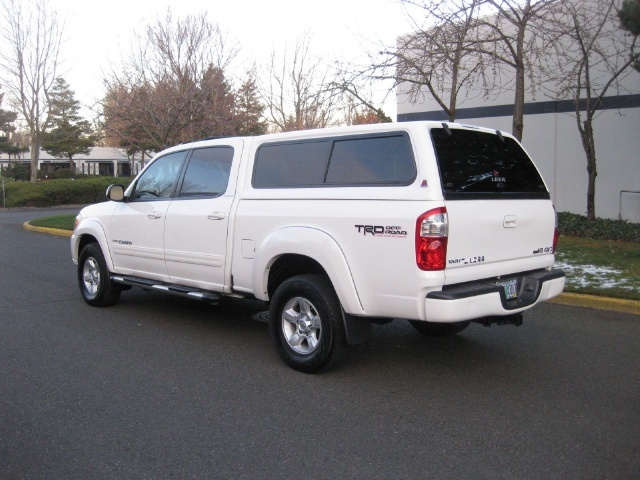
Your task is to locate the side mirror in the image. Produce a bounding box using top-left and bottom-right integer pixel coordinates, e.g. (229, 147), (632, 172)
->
(106, 184), (125, 202)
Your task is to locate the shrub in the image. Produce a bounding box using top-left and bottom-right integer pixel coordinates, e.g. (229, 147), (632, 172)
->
(1, 162), (31, 181)
(558, 212), (640, 243)
(3, 177), (132, 208)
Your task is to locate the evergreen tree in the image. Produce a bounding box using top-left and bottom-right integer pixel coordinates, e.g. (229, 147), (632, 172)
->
(619, 0), (640, 70)
(234, 75), (267, 136)
(42, 78), (96, 169)
(0, 89), (27, 159)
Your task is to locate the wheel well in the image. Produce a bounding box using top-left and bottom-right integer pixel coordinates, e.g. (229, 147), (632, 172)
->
(78, 234), (99, 255)
(267, 254), (327, 299)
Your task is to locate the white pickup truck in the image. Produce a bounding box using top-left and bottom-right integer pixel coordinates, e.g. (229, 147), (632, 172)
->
(71, 121), (565, 372)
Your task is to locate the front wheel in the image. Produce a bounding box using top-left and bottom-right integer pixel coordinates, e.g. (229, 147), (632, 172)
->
(78, 242), (120, 307)
(409, 320), (470, 337)
(269, 274), (346, 373)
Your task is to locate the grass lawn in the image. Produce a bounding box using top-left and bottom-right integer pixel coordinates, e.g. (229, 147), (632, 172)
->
(28, 215), (640, 300)
(29, 214), (76, 231)
(555, 236), (639, 300)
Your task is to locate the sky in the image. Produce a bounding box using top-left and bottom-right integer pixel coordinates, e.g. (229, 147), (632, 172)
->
(51, 0), (419, 120)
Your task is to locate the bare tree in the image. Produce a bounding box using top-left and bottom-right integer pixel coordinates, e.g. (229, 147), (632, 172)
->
(391, 0), (493, 122)
(101, 9), (240, 153)
(0, 0), (64, 181)
(474, 0), (559, 140)
(546, 0), (639, 219)
(261, 33), (341, 132)
(357, 0), (499, 123)
(329, 66), (393, 124)
(369, 0), (557, 137)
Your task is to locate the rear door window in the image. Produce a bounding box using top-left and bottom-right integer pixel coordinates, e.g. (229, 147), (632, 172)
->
(430, 128), (549, 200)
(177, 146), (234, 197)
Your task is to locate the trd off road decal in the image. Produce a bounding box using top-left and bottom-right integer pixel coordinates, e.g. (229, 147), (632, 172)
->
(354, 225), (407, 238)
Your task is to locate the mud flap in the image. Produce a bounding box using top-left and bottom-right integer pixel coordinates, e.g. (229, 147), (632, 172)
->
(341, 309), (372, 346)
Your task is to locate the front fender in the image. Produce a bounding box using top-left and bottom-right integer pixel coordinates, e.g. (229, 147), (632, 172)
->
(71, 219), (113, 271)
(253, 226), (364, 315)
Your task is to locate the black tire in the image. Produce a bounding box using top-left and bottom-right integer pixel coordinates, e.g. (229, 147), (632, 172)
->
(269, 274), (346, 373)
(409, 320), (470, 337)
(78, 242), (121, 307)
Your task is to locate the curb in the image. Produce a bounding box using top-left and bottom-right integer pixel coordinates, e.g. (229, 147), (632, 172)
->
(549, 293), (639, 316)
(23, 223), (638, 316)
(22, 222), (73, 238)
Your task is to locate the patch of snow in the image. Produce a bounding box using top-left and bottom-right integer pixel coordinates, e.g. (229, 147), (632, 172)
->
(554, 259), (638, 294)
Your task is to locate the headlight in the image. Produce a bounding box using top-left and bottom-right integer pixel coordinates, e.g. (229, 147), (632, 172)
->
(74, 213), (83, 232)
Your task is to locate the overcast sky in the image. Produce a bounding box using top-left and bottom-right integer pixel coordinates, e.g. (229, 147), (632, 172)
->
(53, 0), (417, 119)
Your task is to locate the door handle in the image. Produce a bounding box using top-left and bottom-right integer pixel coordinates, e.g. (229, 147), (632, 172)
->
(503, 215), (517, 228)
(208, 212), (226, 220)
(148, 211), (162, 219)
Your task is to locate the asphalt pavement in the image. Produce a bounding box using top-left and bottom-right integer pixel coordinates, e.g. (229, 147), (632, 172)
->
(1, 207), (639, 479)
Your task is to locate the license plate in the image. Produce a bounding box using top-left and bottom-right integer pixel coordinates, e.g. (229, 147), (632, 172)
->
(497, 279), (518, 300)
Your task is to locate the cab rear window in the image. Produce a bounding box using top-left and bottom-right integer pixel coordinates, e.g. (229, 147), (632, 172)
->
(430, 128), (549, 200)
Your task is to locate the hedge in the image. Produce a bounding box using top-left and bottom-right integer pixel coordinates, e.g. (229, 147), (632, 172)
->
(558, 212), (640, 243)
(1, 177), (132, 208)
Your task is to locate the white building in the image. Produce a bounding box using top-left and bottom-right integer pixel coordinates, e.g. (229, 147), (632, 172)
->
(396, 2), (640, 222)
(0, 147), (146, 177)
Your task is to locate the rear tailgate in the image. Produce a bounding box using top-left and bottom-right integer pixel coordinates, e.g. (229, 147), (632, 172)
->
(444, 199), (556, 285)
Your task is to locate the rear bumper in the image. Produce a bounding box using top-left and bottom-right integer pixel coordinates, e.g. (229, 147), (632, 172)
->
(424, 269), (565, 323)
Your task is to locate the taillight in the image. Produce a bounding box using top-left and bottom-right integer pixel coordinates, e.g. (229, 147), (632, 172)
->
(416, 207), (448, 271)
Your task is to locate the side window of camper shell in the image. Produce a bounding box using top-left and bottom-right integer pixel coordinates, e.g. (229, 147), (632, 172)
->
(252, 133), (416, 188)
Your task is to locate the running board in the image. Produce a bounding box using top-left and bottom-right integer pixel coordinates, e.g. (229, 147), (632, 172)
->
(110, 275), (222, 304)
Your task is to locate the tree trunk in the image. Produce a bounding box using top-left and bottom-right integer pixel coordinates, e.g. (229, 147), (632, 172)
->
(30, 135), (40, 182)
(448, 41), (462, 123)
(512, 66), (525, 141)
(580, 117), (597, 220)
(512, 26), (527, 141)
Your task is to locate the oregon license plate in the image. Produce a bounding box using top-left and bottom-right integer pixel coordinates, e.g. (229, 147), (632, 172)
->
(497, 279), (518, 300)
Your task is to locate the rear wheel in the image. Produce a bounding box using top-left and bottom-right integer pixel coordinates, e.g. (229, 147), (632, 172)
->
(269, 274), (345, 373)
(78, 243), (120, 307)
(409, 320), (470, 337)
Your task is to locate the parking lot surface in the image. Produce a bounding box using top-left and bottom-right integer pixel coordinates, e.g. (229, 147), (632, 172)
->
(1, 208), (639, 479)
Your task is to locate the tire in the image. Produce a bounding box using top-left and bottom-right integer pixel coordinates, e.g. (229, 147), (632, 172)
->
(78, 242), (121, 307)
(269, 274), (346, 373)
(409, 320), (470, 337)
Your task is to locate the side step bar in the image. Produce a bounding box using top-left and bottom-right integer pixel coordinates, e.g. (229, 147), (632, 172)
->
(110, 275), (223, 304)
